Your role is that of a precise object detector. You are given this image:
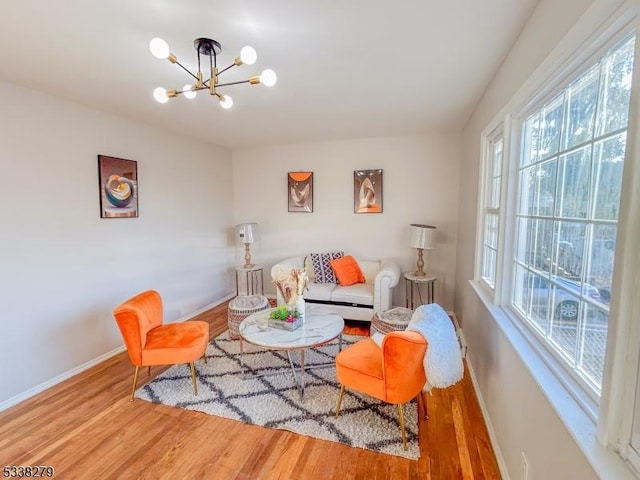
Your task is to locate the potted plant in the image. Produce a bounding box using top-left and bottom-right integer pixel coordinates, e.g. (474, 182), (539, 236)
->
(268, 305), (303, 330)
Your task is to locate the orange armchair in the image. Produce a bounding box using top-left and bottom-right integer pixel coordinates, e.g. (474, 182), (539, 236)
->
(113, 290), (209, 401)
(335, 331), (427, 450)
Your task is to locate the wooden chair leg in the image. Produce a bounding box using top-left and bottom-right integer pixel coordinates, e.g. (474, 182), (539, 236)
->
(129, 366), (140, 402)
(335, 384), (345, 417)
(398, 403), (407, 451)
(421, 390), (429, 420)
(147, 366), (151, 376)
(190, 362), (198, 395)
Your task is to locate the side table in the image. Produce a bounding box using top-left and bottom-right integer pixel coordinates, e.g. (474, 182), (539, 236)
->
(404, 272), (436, 309)
(236, 265), (264, 296)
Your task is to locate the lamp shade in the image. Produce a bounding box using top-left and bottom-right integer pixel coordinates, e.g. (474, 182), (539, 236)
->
(409, 224), (436, 250)
(236, 223), (258, 244)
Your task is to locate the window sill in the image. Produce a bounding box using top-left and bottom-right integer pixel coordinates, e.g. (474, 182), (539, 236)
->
(469, 280), (638, 480)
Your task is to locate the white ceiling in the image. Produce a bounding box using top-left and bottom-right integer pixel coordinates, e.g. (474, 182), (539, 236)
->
(0, 0), (538, 148)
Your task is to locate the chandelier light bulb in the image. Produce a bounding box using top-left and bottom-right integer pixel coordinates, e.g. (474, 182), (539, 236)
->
(153, 87), (169, 103)
(149, 38), (170, 59)
(219, 95), (233, 109)
(240, 46), (257, 65)
(260, 69), (277, 87)
(183, 84), (196, 99)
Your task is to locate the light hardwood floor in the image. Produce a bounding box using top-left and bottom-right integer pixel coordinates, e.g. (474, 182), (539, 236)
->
(0, 302), (501, 479)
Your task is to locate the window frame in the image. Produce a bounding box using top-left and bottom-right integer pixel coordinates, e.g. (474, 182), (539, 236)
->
(609, 27), (640, 473)
(473, 5), (640, 472)
(475, 122), (509, 296)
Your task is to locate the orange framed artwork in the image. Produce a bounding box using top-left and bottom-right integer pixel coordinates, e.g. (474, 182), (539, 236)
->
(354, 169), (383, 213)
(98, 155), (138, 218)
(288, 172), (313, 212)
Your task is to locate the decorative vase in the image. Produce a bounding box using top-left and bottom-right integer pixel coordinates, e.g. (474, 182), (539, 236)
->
(295, 296), (305, 323)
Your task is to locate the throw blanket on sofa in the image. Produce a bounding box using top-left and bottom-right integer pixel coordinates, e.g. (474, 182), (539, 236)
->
(407, 303), (464, 392)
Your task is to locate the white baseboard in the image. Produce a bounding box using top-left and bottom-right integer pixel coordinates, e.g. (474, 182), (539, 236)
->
(465, 344), (511, 480)
(179, 293), (235, 321)
(0, 345), (126, 413)
(0, 294), (234, 413)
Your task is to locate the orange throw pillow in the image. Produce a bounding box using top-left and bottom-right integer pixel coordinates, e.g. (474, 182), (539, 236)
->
(330, 255), (365, 286)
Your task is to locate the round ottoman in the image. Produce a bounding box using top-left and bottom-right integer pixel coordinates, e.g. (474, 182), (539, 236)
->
(370, 307), (414, 336)
(228, 295), (270, 339)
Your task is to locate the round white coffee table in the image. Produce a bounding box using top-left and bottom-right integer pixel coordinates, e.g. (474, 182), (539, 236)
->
(238, 305), (344, 399)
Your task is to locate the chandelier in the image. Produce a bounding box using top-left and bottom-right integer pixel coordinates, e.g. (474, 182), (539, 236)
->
(149, 37), (277, 109)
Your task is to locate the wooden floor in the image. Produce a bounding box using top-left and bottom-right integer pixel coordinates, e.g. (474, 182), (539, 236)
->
(0, 302), (501, 479)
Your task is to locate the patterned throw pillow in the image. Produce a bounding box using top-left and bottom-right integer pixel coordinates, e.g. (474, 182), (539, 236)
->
(311, 251), (344, 283)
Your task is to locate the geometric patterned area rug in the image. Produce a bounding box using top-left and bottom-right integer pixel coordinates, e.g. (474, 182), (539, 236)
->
(135, 330), (420, 459)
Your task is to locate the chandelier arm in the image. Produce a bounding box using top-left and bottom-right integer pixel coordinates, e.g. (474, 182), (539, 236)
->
(209, 53), (216, 95)
(174, 61), (200, 82)
(176, 86), (208, 95)
(217, 63), (236, 75)
(216, 79), (252, 88)
(178, 86), (210, 94)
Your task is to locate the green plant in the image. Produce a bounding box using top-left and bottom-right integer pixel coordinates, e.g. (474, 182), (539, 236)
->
(269, 305), (300, 322)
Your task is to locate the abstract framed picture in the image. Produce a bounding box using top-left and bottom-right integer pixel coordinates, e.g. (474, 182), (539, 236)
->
(354, 169), (383, 213)
(288, 172), (313, 213)
(97, 155), (138, 218)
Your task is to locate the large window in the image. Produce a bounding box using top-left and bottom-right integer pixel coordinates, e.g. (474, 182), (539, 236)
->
(476, 32), (635, 402)
(511, 34), (634, 396)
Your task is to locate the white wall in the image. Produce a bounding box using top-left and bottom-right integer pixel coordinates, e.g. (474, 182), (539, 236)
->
(0, 81), (235, 405)
(232, 134), (461, 311)
(456, 0), (599, 479)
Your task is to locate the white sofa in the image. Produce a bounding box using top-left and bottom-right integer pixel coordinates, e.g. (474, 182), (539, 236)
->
(270, 254), (401, 322)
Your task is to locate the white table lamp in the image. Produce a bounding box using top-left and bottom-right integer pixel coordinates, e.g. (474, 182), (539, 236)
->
(236, 222), (259, 268)
(409, 224), (436, 276)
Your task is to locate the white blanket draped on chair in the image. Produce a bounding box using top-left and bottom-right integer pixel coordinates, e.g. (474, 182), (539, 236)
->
(407, 303), (464, 392)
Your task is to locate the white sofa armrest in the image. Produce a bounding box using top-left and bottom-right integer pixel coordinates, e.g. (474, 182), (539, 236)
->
(373, 258), (401, 312)
(270, 255), (306, 305)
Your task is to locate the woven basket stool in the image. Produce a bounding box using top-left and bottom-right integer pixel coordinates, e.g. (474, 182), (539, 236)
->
(370, 307), (414, 336)
(228, 295), (270, 339)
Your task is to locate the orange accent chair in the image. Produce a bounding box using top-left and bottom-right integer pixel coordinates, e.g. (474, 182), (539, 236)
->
(335, 331), (427, 450)
(113, 290), (210, 401)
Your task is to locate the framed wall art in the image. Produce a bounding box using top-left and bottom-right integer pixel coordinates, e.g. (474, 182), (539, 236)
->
(354, 169), (383, 213)
(97, 155), (138, 218)
(288, 172), (313, 213)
